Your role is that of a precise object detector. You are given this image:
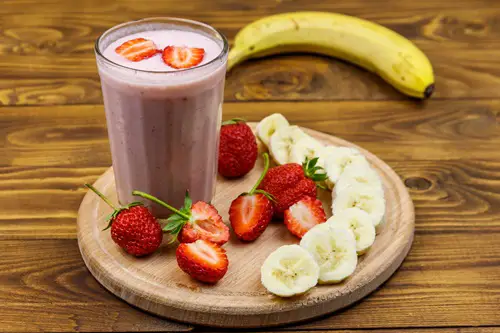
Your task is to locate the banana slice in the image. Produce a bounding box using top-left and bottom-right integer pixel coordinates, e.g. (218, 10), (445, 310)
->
(326, 208), (376, 255)
(332, 184), (386, 232)
(335, 163), (383, 195)
(261, 244), (319, 297)
(269, 125), (308, 165)
(256, 113), (290, 148)
(289, 135), (325, 165)
(300, 223), (357, 284)
(321, 146), (370, 189)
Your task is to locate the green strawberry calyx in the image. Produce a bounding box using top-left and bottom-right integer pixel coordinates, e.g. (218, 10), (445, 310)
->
(84, 183), (143, 231)
(302, 157), (329, 190)
(221, 118), (246, 126)
(132, 190), (192, 244)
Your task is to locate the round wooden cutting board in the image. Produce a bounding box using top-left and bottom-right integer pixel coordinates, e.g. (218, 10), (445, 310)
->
(77, 125), (415, 328)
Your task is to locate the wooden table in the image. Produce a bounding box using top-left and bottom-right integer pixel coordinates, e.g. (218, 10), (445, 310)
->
(1, 0), (499, 332)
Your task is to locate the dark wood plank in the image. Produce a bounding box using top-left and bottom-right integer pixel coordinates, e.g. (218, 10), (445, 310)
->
(0, 101), (497, 169)
(0, 3), (500, 104)
(0, 239), (191, 332)
(0, 234), (498, 331)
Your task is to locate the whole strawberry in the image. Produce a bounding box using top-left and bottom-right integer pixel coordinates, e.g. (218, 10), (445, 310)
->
(218, 118), (258, 178)
(85, 184), (163, 257)
(258, 157), (327, 219)
(133, 190), (229, 245)
(229, 153), (274, 241)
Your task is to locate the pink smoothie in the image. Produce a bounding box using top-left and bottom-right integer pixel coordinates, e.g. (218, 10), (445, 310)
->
(95, 18), (228, 216)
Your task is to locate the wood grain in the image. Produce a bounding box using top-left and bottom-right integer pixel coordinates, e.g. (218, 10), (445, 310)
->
(1, 232), (498, 330)
(76, 127), (415, 327)
(0, 101), (498, 168)
(0, 239), (191, 332)
(0, 4), (500, 104)
(270, 329), (500, 333)
(0, 0), (499, 331)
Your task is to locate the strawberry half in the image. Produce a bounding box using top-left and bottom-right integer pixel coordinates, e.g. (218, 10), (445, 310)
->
(178, 201), (229, 245)
(176, 240), (228, 283)
(284, 196), (327, 239)
(229, 153), (274, 241)
(162, 46), (205, 69)
(133, 190), (229, 245)
(115, 38), (159, 62)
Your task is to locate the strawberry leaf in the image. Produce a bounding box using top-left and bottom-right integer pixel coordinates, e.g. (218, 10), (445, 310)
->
(308, 157), (319, 168)
(163, 218), (185, 232)
(183, 191), (192, 211)
(222, 118), (246, 126)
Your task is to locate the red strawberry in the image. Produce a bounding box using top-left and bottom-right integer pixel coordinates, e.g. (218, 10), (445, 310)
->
(218, 118), (258, 178)
(258, 157), (327, 218)
(133, 190), (229, 245)
(85, 184), (162, 256)
(115, 38), (159, 62)
(162, 46), (205, 69)
(229, 153), (274, 241)
(284, 196), (327, 238)
(176, 240), (228, 283)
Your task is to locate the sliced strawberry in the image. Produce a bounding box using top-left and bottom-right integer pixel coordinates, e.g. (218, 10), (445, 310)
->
(228, 152), (274, 242)
(284, 196), (327, 239)
(179, 201), (229, 245)
(162, 46), (205, 69)
(176, 240), (228, 283)
(133, 191), (230, 246)
(115, 38), (159, 62)
(229, 193), (273, 241)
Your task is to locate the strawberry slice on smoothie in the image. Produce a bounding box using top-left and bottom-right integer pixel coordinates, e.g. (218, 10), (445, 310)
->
(162, 46), (205, 69)
(115, 38), (159, 62)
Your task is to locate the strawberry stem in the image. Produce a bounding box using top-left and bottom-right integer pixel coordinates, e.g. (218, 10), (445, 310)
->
(249, 153), (270, 195)
(132, 190), (190, 220)
(85, 184), (117, 210)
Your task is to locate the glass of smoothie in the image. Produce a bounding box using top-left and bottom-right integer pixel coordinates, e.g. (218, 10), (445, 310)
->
(95, 18), (228, 216)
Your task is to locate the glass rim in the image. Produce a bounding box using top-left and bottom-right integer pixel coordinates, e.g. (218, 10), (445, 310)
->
(94, 17), (229, 74)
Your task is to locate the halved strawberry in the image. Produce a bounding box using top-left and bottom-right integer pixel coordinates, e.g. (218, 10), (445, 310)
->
(132, 190), (229, 245)
(162, 46), (205, 69)
(284, 196), (327, 239)
(176, 240), (228, 283)
(229, 193), (273, 241)
(115, 38), (159, 62)
(179, 201), (229, 245)
(229, 153), (274, 242)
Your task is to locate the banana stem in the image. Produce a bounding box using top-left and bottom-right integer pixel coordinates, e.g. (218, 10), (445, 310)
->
(249, 153), (270, 194)
(132, 191), (190, 220)
(85, 184), (117, 210)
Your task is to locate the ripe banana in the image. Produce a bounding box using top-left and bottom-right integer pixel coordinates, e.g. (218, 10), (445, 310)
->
(326, 208), (376, 255)
(335, 162), (384, 195)
(321, 146), (370, 189)
(332, 184), (386, 231)
(228, 12), (434, 99)
(300, 223), (357, 284)
(256, 113), (290, 147)
(269, 125), (308, 165)
(289, 135), (324, 165)
(261, 244), (319, 297)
